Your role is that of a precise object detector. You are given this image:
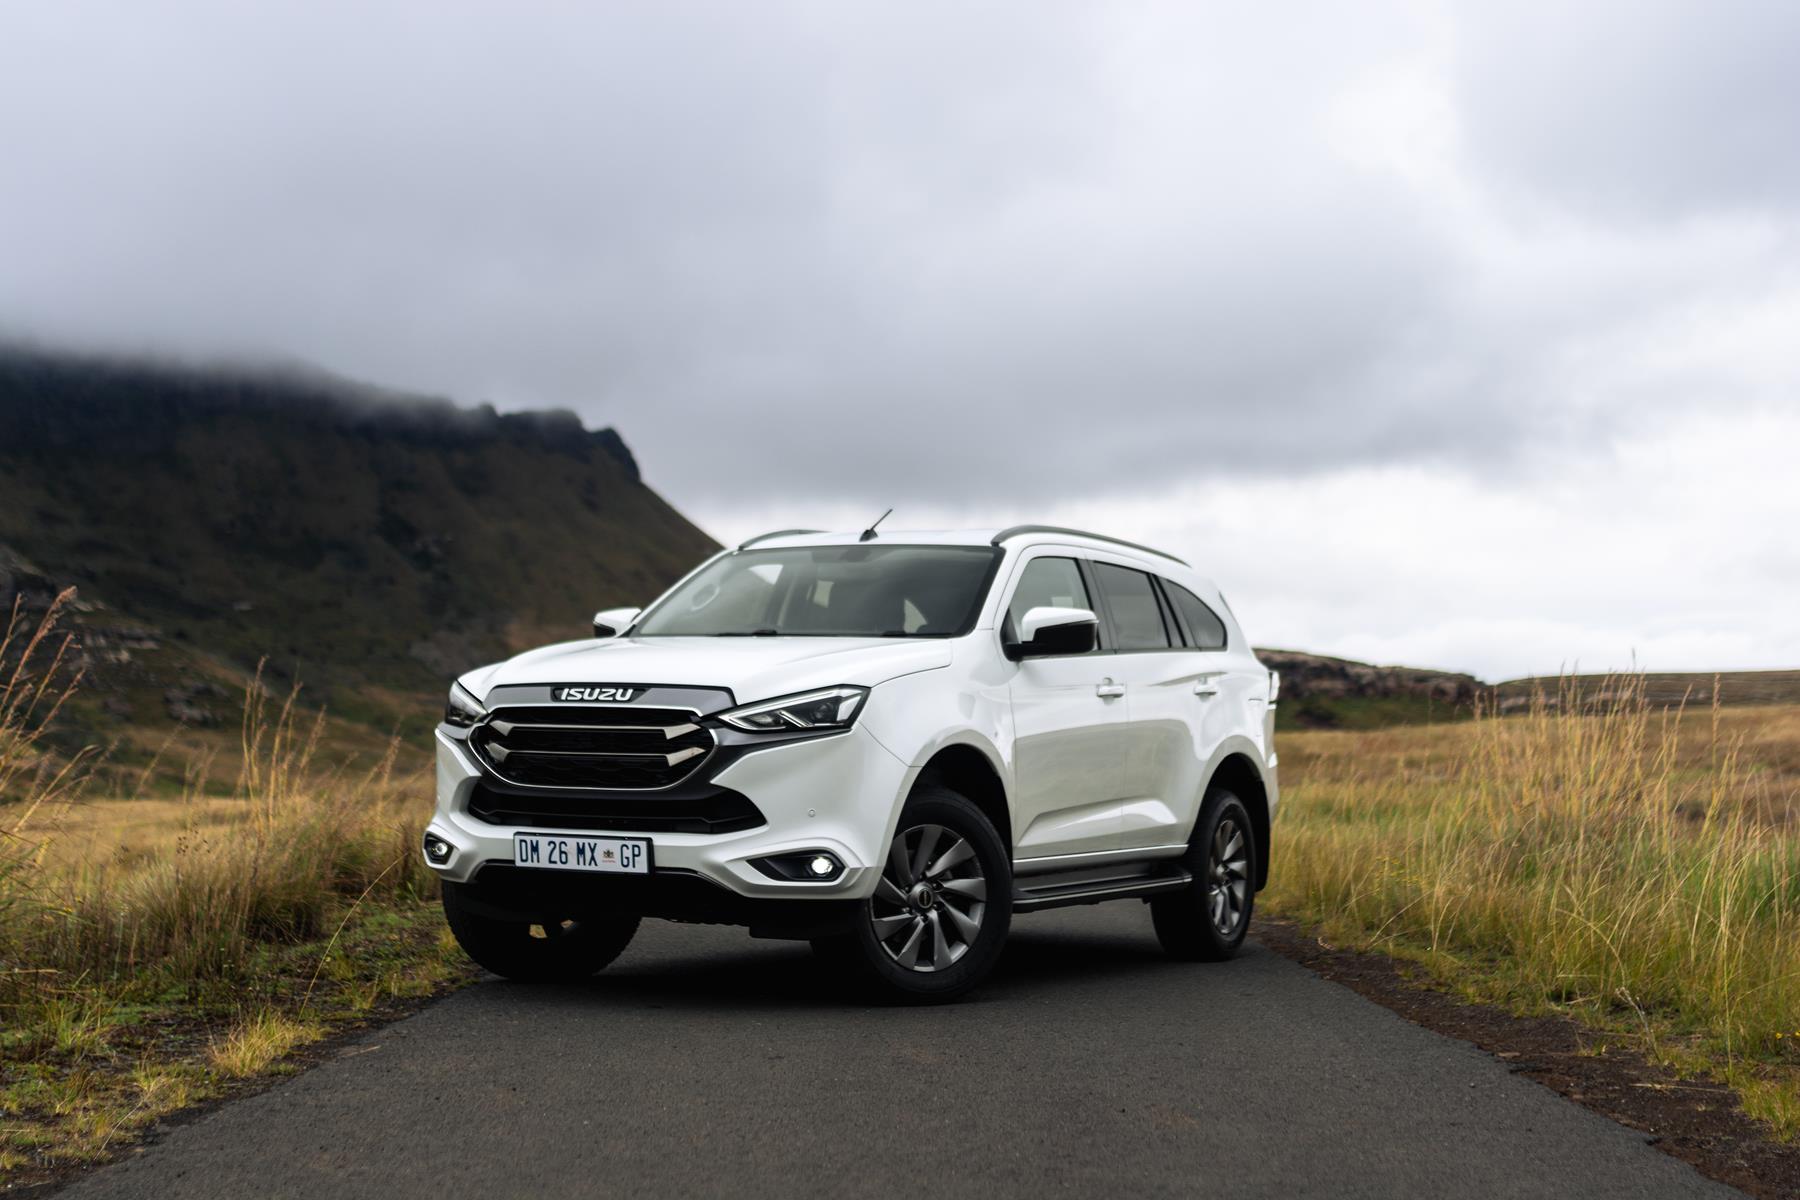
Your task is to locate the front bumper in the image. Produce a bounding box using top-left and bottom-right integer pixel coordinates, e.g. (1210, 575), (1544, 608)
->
(423, 722), (911, 902)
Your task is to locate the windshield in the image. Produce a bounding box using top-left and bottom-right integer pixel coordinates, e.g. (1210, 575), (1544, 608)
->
(634, 545), (1001, 638)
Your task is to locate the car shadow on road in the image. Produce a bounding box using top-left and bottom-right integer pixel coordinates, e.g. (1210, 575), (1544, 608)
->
(469, 917), (1270, 1013)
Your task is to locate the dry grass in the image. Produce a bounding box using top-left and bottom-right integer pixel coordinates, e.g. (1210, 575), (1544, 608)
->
(207, 1010), (325, 1078)
(0, 592), (92, 924)
(0, 597), (460, 1178)
(2, 631), (436, 995)
(1267, 678), (1800, 1136)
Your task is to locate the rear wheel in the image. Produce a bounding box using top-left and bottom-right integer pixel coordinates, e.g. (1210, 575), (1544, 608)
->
(1151, 789), (1255, 961)
(442, 882), (640, 982)
(812, 786), (1012, 1003)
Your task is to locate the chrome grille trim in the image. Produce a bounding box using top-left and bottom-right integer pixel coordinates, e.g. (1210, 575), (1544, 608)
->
(471, 704), (716, 791)
(485, 718), (701, 738)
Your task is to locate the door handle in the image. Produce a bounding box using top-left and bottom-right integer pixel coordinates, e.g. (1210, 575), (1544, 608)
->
(1193, 680), (1220, 698)
(1095, 679), (1125, 699)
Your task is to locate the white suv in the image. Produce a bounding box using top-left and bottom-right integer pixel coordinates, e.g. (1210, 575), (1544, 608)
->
(425, 526), (1278, 1001)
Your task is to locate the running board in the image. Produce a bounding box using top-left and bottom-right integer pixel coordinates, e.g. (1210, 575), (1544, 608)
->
(1012, 869), (1192, 913)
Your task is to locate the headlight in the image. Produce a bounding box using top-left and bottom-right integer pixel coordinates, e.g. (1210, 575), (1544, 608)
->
(717, 686), (869, 733)
(444, 682), (486, 729)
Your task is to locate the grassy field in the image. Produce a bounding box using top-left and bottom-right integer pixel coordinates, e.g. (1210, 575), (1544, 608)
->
(1264, 682), (1800, 1137)
(0, 596), (465, 1178)
(7, 589), (1800, 1177)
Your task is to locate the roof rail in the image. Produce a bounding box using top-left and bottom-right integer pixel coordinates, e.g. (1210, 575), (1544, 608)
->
(989, 525), (1188, 566)
(737, 528), (825, 550)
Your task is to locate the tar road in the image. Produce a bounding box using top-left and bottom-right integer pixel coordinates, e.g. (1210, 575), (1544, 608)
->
(56, 904), (1740, 1199)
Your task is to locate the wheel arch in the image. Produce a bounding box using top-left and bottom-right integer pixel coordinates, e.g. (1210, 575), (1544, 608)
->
(912, 741), (1012, 851)
(1207, 749), (1272, 891)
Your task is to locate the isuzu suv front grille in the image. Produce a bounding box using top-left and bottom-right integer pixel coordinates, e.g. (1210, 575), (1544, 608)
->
(472, 705), (715, 790)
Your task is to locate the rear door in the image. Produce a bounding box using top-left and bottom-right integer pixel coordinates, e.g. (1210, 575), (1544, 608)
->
(1003, 553), (1129, 860)
(1087, 560), (1210, 852)
(1138, 577), (1238, 848)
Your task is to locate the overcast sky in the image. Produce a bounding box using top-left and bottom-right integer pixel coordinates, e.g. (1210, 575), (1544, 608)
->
(3, 1), (1797, 680)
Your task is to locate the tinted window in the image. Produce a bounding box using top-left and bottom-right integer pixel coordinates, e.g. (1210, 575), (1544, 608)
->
(1164, 581), (1228, 650)
(1091, 563), (1172, 651)
(635, 545), (999, 637)
(1007, 557), (1093, 643)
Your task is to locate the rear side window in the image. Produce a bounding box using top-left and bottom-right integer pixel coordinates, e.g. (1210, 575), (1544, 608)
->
(1164, 581), (1228, 650)
(1091, 563), (1172, 651)
(1006, 557), (1096, 646)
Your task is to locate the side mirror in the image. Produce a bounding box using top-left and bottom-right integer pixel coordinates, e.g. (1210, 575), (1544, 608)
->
(592, 606), (642, 639)
(1011, 606), (1098, 658)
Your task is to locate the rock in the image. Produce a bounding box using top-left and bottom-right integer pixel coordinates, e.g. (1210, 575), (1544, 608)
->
(165, 695), (216, 725)
(163, 679), (228, 725)
(1255, 649), (1482, 709)
(0, 544), (60, 614)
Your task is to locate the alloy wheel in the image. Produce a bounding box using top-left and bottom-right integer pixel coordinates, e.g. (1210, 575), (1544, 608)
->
(1207, 815), (1251, 936)
(869, 823), (988, 972)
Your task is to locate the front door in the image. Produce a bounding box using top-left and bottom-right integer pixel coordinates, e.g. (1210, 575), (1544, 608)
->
(1004, 554), (1129, 860)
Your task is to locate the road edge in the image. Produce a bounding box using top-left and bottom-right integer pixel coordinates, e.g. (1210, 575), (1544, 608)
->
(1255, 917), (1798, 1200)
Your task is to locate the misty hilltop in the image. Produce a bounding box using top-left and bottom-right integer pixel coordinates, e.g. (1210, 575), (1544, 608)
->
(0, 346), (716, 701)
(0, 346), (642, 475)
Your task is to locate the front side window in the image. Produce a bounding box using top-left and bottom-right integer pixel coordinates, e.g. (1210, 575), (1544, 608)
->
(635, 545), (999, 638)
(1091, 562), (1172, 651)
(1005, 556), (1098, 649)
(1163, 581), (1228, 650)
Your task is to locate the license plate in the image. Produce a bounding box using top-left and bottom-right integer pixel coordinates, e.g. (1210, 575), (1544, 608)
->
(512, 833), (651, 874)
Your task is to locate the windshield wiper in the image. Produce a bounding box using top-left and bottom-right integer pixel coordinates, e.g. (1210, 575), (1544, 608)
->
(714, 629), (781, 637)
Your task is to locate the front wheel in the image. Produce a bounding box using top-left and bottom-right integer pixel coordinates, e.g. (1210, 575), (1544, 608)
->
(1150, 789), (1255, 961)
(812, 786), (1012, 1004)
(441, 882), (640, 982)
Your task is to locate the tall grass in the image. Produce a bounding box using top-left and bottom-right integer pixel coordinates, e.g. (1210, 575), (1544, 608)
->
(1, 591), (91, 1014)
(0, 597), (436, 1019)
(1267, 677), (1800, 1131)
(0, 592), (91, 929)
(0, 599), (462, 1174)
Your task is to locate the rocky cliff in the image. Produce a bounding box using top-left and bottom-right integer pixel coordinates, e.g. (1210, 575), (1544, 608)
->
(0, 346), (718, 713)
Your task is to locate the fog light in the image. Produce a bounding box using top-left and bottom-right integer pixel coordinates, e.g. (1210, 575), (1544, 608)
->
(751, 851), (845, 882)
(423, 834), (453, 864)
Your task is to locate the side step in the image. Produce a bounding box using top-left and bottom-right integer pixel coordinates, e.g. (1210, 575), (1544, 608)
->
(1012, 868), (1192, 913)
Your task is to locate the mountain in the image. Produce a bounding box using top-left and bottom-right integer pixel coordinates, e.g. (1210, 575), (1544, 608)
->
(0, 347), (718, 738)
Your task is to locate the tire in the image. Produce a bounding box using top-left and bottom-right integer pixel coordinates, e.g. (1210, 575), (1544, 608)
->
(1151, 788), (1255, 961)
(441, 882), (641, 982)
(811, 786), (1012, 1004)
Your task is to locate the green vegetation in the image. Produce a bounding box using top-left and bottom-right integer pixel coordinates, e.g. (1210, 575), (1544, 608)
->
(1265, 681), (1800, 1138)
(1277, 692), (1467, 732)
(0, 597), (471, 1180)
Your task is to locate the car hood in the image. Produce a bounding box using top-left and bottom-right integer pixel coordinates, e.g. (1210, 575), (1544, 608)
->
(460, 636), (954, 708)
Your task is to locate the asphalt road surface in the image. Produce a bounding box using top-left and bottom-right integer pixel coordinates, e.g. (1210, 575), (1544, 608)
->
(60, 904), (1741, 1199)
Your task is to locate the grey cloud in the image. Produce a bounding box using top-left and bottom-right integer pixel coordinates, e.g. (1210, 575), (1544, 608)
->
(1452, 0), (1800, 220)
(0, 1), (1793, 511)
